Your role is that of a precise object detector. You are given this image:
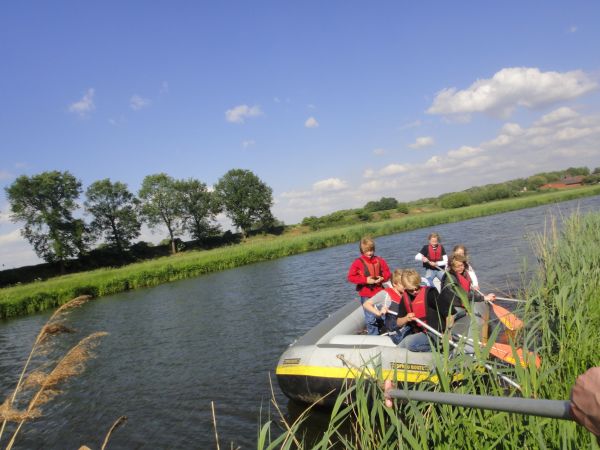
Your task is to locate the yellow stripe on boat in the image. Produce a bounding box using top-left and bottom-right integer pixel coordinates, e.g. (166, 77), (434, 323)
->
(276, 364), (437, 383)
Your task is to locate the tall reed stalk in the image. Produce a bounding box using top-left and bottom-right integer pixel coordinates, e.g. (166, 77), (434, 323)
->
(259, 210), (600, 448)
(0, 295), (109, 449)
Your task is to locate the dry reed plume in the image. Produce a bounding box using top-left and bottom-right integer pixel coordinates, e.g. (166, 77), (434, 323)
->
(4, 331), (108, 449)
(0, 295), (112, 449)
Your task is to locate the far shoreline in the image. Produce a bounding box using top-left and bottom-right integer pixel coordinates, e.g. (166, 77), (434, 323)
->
(1, 185), (599, 320)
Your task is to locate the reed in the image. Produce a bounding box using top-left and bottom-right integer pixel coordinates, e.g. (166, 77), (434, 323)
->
(259, 210), (600, 448)
(1, 186), (599, 320)
(0, 295), (108, 449)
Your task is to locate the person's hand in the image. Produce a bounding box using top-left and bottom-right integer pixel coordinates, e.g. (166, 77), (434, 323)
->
(366, 276), (378, 284)
(484, 293), (496, 302)
(446, 315), (455, 329)
(379, 306), (388, 316)
(384, 379), (394, 408)
(571, 367), (600, 437)
(404, 313), (416, 323)
(422, 256), (429, 263)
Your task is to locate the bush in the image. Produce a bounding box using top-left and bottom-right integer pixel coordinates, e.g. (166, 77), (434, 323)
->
(396, 203), (409, 214)
(440, 192), (472, 209)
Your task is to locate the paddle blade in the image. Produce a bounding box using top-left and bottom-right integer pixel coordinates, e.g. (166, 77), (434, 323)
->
(488, 343), (541, 368)
(491, 303), (524, 331)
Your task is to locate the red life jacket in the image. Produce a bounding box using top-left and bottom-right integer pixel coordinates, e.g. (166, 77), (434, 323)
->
(427, 244), (442, 263)
(384, 287), (402, 312)
(358, 257), (381, 291)
(402, 287), (428, 330)
(455, 271), (472, 293)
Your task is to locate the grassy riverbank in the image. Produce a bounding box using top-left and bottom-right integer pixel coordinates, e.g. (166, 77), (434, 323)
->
(2, 185), (600, 319)
(259, 210), (600, 449)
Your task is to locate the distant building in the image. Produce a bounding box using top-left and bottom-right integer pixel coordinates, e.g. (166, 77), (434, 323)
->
(540, 175), (585, 190)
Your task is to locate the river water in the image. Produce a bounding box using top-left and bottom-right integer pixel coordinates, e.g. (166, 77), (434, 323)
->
(1, 196), (599, 449)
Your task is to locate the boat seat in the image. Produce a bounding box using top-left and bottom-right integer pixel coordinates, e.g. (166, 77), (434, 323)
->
(327, 334), (398, 348)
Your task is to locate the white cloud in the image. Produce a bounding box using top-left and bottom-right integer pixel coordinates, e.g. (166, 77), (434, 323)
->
(363, 168), (376, 178)
(225, 104), (263, 123)
(568, 25), (578, 33)
(130, 95), (151, 111)
(399, 120), (422, 130)
(305, 116), (319, 128)
(242, 139), (255, 148)
(0, 229), (21, 245)
(535, 106), (579, 125)
(373, 148), (386, 156)
(447, 146), (482, 159)
(380, 164), (409, 176)
(0, 170), (14, 181)
(68, 88), (95, 116)
(409, 136), (435, 149)
(159, 81), (169, 94)
(313, 178), (347, 191)
(427, 67), (597, 119)
(0, 210), (12, 224)
(108, 116), (126, 126)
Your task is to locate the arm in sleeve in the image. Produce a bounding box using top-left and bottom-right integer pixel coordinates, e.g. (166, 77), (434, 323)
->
(347, 259), (367, 285)
(380, 258), (392, 282)
(468, 267), (479, 288)
(415, 245), (429, 261)
(364, 290), (387, 316)
(437, 254), (448, 268)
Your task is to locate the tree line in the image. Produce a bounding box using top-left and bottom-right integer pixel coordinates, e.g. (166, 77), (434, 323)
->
(301, 166), (599, 230)
(5, 169), (275, 269)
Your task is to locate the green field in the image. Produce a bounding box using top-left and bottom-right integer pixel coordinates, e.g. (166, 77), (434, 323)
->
(258, 209), (600, 449)
(1, 185), (600, 319)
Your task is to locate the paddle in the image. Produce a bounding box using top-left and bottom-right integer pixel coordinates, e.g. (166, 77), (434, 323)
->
(452, 330), (542, 369)
(475, 289), (524, 331)
(495, 296), (526, 303)
(413, 318), (521, 390)
(384, 389), (571, 420)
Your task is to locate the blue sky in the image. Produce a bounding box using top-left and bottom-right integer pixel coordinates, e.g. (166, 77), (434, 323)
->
(1, 1), (600, 268)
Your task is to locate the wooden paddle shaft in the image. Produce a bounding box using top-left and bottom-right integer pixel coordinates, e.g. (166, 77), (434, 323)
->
(387, 389), (572, 420)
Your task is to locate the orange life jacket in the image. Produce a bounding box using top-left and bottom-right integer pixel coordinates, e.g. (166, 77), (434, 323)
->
(358, 257), (381, 291)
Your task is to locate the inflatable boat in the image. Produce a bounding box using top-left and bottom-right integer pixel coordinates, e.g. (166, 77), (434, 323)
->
(276, 296), (472, 406)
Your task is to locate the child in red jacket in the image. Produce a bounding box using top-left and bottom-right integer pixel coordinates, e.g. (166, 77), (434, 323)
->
(347, 237), (391, 334)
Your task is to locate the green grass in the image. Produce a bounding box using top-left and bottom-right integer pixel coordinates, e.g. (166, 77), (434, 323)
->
(258, 210), (600, 449)
(1, 185), (600, 319)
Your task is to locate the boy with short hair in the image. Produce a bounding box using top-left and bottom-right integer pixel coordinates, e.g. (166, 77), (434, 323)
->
(415, 232), (447, 285)
(347, 237), (391, 335)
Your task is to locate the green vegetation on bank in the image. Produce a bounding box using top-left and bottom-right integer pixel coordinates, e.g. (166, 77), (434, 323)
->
(258, 209), (600, 449)
(1, 185), (600, 319)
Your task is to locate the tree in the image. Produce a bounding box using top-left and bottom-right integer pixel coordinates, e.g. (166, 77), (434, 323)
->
(565, 166), (590, 177)
(364, 197), (398, 212)
(84, 179), (141, 253)
(526, 175), (547, 191)
(213, 169), (274, 238)
(5, 171), (87, 267)
(175, 178), (221, 241)
(138, 173), (183, 254)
